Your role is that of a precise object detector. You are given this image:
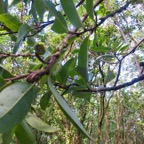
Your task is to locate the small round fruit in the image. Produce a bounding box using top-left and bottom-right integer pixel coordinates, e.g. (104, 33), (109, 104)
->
(34, 44), (45, 55)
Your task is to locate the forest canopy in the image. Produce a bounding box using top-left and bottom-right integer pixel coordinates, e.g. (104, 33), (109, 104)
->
(0, 0), (144, 143)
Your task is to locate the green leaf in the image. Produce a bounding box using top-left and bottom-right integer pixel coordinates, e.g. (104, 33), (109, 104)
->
(0, 14), (21, 32)
(51, 18), (67, 33)
(48, 77), (94, 141)
(0, 64), (13, 79)
(10, 0), (21, 6)
(40, 92), (52, 110)
(77, 37), (89, 83)
(58, 58), (76, 84)
(104, 69), (115, 84)
(0, 77), (6, 88)
(15, 120), (36, 144)
(96, 54), (114, 62)
(29, 2), (38, 21)
(42, 0), (67, 32)
(60, 0), (83, 28)
(91, 46), (111, 53)
(86, 0), (93, 20)
(0, 133), (2, 143)
(34, 0), (46, 20)
(13, 23), (31, 53)
(68, 36), (76, 44)
(0, 82), (39, 133)
(73, 92), (92, 101)
(25, 114), (57, 133)
(2, 129), (15, 144)
(4, 0), (8, 13)
(0, 0), (4, 14)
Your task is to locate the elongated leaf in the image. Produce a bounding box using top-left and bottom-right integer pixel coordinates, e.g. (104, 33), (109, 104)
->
(51, 18), (67, 33)
(42, 0), (67, 32)
(0, 133), (2, 143)
(25, 114), (57, 133)
(34, 0), (46, 20)
(105, 69), (115, 84)
(96, 54), (114, 61)
(0, 0), (4, 14)
(58, 58), (76, 84)
(77, 37), (89, 83)
(0, 77), (5, 88)
(86, 0), (94, 20)
(2, 129), (15, 144)
(10, 0), (21, 6)
(15, 120), (36, 144)
(30, 2), (38, 21)
(0, 64), (13, 78)
(4, 0), (8, 13)
(13, 23), (31, 53)
(40, 91), (52, 110)
(60, 0), (83, 28)
(73, 92), (92, 101)
(48, 78), (94, 141)
(0, 82), (38, 133)
(0, 14), (21, 32)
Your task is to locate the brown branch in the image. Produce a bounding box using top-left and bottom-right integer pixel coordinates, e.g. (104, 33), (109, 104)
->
(121, 37), (144, 60)
(0, 32), (17, 36)
(0, 52), (35, 59)
(79, 74), (144, 92)
(5, 74), (29, 81)
(68, 1), (130, 37)
(5, 53), (60, 83)
(114, 55), (122, 86)
(98, 1), (131, 26)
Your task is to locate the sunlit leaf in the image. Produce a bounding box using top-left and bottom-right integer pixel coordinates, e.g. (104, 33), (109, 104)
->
(0, 14), (21, 32)
(48, 77), (94, 141)
(60, 0), (83, 28)
(0, 82), (39, 133)
(25, 114), (57, 133)
(15, 120), (36, 144)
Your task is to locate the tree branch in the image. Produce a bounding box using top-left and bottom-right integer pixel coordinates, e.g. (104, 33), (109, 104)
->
(80, 74), (144, 92)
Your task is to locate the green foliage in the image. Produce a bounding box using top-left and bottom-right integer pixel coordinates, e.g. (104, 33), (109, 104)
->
(86, 0), (94, 20)
(43, 0), (67, 33)
(0, 0), (144, 143)
(0, 82), (38, 133)
(48, 77), (94, 141)
(25, 114), (57, 133)
(15, 121), (36, 144)
(13, 23), (31, 53)
(0, 14), (21, 32)
(60, 0), (83, 28)
(77, 36), (89, 83)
